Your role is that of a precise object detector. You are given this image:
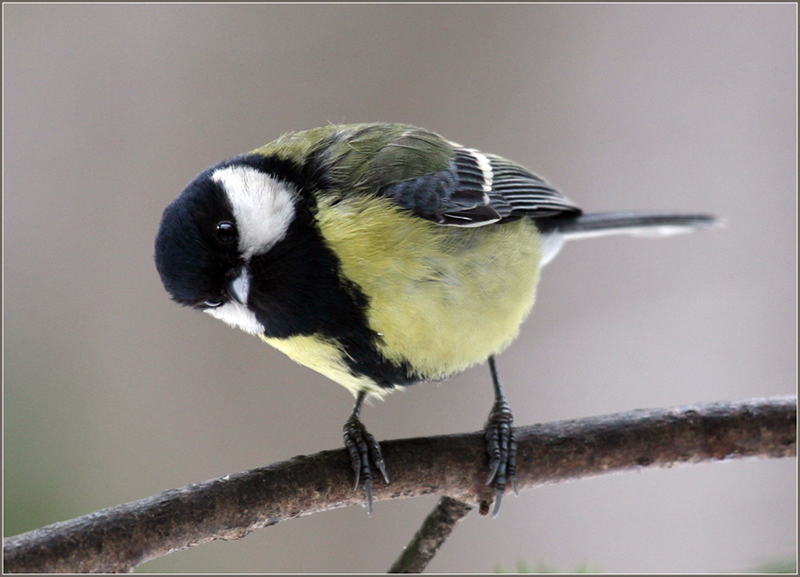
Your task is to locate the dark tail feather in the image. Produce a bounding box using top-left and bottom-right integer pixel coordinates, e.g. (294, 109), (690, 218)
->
(536, 211), (719, 239)
(535, 211), (720, 266)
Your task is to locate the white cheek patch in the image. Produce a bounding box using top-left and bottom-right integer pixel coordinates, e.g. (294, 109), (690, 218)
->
(205, 301), (265, 335)
(212, 165), (296, 258)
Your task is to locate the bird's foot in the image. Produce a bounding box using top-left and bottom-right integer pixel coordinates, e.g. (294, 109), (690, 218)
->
(484, 397), (517, 517)
(343, 414), (389, 516)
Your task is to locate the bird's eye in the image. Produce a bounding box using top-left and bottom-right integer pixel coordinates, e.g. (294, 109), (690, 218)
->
(203, 298), (224, 308)
(216, 221), (237, 244)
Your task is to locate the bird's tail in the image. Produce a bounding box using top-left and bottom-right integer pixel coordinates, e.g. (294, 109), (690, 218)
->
(535, 211), (719, 266)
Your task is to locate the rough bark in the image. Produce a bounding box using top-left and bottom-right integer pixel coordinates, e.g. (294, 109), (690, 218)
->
(3, 396), (795, 573)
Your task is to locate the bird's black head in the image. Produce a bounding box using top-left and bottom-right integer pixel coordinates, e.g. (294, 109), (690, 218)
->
(155, 157), (307, 336)
(154, 168), (242, 310)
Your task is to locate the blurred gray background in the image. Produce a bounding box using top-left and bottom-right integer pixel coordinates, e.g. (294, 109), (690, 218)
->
(4, 4), (796, 573)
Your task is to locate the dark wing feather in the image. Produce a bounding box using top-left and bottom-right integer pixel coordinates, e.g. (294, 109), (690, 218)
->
(487, 155), (581, 218)
(383, 144), (581, 227)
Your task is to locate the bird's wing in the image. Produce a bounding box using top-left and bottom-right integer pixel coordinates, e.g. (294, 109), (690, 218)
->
(381, 144), (583, 226)
(481, 154), (582, 221)
(309, 123), (581, 227)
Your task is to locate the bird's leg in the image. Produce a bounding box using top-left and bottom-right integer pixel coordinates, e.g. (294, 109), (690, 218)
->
(484, 355), (517, 517)
(343, 390), (389, 516)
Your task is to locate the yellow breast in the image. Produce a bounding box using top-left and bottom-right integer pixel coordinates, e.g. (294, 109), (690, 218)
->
(267, 195), (540, 395)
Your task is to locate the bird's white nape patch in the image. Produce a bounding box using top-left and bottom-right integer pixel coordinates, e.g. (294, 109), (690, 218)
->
(205, 301), (265, 335)
(212, 165), (296, 258)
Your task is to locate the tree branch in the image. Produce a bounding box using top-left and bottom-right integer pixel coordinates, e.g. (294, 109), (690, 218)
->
(388, 496), (474, 573)
(3, 396), (795, 573)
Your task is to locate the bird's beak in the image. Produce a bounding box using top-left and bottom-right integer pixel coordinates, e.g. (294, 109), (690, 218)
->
(228, 268), (251, 305)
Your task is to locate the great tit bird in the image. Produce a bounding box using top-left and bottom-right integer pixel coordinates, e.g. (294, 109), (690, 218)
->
(155, 122), (716, 516)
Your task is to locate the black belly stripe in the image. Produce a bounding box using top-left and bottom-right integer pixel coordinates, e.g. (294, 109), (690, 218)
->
(242, 188), (418, 389)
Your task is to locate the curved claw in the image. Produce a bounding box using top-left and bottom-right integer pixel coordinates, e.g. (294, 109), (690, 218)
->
(484, 396), (517, 516)
(371, 444), (390, 485)
(363, 480), (374, 517)
(492, 487), (505, 518)
(343, 424), (365, 490)
(486, 459), (500, 486)
(343, 413), (389, 515)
